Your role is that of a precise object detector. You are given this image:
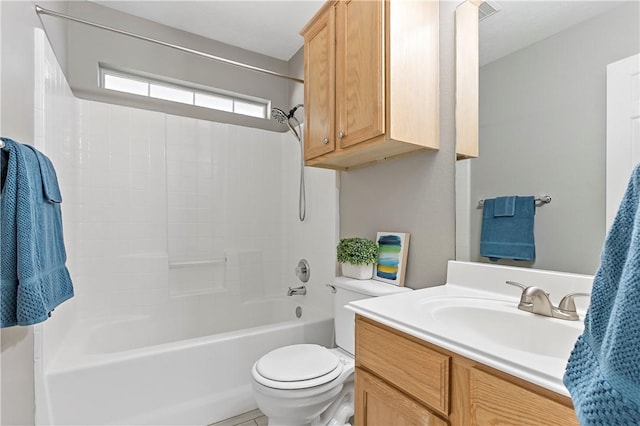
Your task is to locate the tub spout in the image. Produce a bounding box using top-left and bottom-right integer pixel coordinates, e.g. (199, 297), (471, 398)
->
(287, 286), (307, 296)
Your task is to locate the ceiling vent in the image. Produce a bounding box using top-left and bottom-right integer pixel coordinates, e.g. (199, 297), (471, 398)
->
(478, 0), (501, 21)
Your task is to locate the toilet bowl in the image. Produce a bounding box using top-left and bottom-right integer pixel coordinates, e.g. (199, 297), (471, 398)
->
(250, 277), (412, 426)
(251, 345), (354, 426)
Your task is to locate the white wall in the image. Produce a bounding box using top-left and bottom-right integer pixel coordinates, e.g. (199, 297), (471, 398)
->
(464, 2), (640, 275)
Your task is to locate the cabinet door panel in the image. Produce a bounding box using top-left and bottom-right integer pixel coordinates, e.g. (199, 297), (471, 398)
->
(336, 0), (384, 149)
(469, 368), (579, 426)
(356, 317), (450, 416)
(356, 368), (448, 426)
(304, 5), (335, 161)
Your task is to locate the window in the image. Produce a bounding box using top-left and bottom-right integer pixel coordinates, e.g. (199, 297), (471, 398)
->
(234, 100), (267, 119)
(194, 93), (233, 112)
(104, 74), (149, 96)
(149, 83), (193, 105)
(101, 68), (269, 119)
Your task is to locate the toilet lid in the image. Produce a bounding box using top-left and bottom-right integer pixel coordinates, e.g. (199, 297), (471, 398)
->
(256, 344), (340, 383)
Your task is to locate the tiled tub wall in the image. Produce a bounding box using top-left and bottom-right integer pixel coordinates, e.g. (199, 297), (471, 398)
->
(36, 30), (338, 343)
(71, 103), (308, 317)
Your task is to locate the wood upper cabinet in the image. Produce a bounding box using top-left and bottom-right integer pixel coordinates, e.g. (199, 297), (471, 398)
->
(355, 315), (580, 426)
(303, 3), (335, 160)
(335, 0), (384, 150)
(300, 0), (439, 170)
(455, 0), (480, 159)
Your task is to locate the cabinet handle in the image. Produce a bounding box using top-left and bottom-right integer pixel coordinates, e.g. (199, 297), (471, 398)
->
(322, 137), (329, 145)
(337, 131), (345, 139)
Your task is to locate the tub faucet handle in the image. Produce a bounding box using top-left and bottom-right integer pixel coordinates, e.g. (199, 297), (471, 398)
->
(295, 259), (310, 282)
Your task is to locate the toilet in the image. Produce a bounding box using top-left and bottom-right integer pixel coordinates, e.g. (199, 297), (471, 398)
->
(251, 277), (412, 426)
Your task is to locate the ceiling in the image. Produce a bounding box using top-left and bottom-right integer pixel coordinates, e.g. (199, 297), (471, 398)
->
(91, 1), (627, 65)
(480, 1), (627, 66)
(91, 1), (324, 61)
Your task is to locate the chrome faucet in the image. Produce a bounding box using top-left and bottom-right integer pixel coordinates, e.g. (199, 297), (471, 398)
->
(287, 285), (307, 296)
(506, 281), (589, 321)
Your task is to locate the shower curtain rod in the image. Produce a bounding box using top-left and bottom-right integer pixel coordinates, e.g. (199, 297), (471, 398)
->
(34, 5), (304, 84)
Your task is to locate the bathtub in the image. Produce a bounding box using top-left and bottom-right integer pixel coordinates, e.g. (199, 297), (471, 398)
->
(42, 297), (333, 425)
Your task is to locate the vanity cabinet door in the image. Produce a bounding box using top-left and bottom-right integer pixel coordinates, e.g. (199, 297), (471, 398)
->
(356, 316), (451, 416)
(468, 368), (579, 426)
(355, 367), (448, 426)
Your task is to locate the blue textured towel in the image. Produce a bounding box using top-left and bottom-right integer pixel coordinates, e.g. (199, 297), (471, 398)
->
(25, 144), (63, 203)
(564, 165), (640, 424)
(493, 196), (516, 217)
(480, 196), (535, 261)
(0, 138), (74, 327)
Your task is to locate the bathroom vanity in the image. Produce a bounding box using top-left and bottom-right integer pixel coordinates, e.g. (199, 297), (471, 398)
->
(348, 261), (592, 425)
(355, 316), (577, 425)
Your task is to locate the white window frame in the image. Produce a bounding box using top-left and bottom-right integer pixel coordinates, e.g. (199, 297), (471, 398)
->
(100, 67), (269, 119)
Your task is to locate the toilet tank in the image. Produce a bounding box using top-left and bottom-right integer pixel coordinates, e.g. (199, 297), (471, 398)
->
(333, 277), (412, 355)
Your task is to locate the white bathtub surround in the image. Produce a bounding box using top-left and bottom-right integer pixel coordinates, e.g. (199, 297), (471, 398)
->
(347, 261), (594, 397)
(33, 30), (339, 425)
(32, 28), (80, 426)
(281, 133), (339, 315)
(44, 298), (332, 425)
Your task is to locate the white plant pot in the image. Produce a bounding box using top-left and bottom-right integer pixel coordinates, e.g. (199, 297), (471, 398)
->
(341, 263), (374, 280)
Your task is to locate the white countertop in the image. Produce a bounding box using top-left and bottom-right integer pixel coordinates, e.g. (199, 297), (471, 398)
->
(346, 261), (593, 397)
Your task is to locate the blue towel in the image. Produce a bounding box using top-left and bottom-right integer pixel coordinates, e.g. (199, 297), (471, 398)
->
(493, 196), (516, 217)
(0, 138), (74, 327)
(480, 195), (535, 261)
(563, 165), (640, 424)
(25, 145), (63, 203)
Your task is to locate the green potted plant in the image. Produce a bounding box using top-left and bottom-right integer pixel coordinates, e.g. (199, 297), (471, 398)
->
(337, 237), (379, 280)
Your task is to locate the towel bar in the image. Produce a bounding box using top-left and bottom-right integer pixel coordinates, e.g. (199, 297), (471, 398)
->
(478, 195), (551, 208)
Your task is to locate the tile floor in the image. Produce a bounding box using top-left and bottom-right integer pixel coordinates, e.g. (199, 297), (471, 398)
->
(210, 409), (267, 426)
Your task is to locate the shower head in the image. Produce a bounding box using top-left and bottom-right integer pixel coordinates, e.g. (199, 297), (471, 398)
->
(271, 104), (304, 124)
(288, 104), (303, 118)
(271, 107), (289, 124)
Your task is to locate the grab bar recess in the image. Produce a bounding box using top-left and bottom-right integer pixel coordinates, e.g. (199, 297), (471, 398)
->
(168, 258), (226, 269)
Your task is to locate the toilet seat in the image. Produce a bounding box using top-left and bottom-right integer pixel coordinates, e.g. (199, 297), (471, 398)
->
(252, 344), (344, 390)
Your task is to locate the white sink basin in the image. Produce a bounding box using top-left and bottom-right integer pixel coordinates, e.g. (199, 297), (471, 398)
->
(346, 261), (594, 396)
(420, 297), (583, 360)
